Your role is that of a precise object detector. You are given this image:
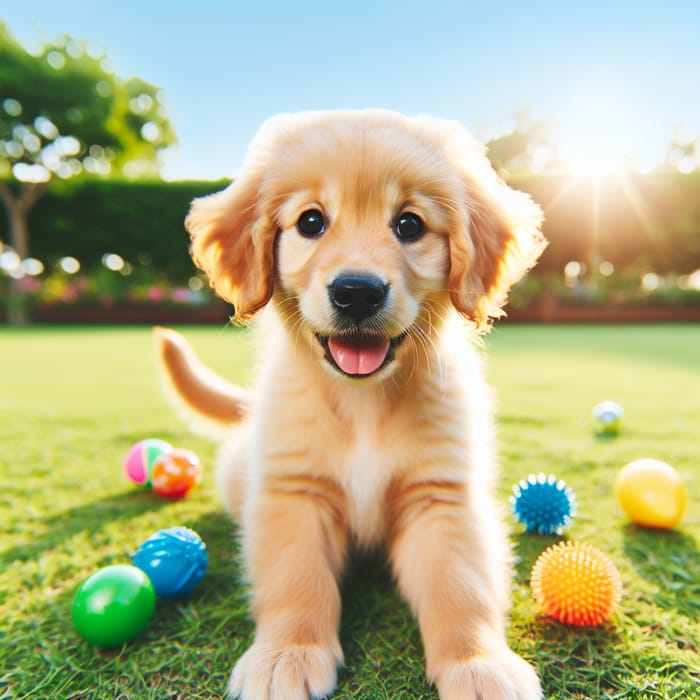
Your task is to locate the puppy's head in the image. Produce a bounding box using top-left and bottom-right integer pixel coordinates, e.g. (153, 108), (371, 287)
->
(186, 110), (545, 380)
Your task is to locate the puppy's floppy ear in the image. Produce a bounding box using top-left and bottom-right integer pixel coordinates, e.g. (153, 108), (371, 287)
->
(185, 165), (276, 324)
(447, 138), (546, 331)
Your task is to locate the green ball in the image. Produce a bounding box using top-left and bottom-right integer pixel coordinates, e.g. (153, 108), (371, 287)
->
(71, 564), (156, 647)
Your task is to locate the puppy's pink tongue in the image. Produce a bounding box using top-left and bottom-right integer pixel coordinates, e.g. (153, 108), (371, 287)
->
(328, 336), (390, 375)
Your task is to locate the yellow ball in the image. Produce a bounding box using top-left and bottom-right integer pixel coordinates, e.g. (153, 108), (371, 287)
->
(614, 459), (687, 529)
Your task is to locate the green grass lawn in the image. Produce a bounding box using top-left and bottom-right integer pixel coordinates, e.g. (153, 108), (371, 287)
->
(1, 323), (698, 700)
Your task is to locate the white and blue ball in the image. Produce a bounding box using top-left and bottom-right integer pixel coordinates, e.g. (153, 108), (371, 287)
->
(592, 400), (624, 435)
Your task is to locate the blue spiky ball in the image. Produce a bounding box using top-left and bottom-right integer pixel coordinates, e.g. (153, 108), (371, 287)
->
(510, 473), (577, 535)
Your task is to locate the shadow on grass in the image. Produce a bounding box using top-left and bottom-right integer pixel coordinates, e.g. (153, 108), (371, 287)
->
(337, 548), (431, 698)
(512, 531), (562, 583)
(622, 525), (700, 620)
(532, 621), (627, 698)
(0, 489), (170, 572)
(340, 547), (409, 645)
(593, 430), (620, 443)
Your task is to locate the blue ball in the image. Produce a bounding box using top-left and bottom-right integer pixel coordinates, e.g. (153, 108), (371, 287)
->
(510, 474), (577, 535)
(132, 526), (208, 597)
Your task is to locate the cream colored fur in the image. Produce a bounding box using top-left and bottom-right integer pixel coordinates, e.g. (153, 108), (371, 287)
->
(155, 109), (546, 700)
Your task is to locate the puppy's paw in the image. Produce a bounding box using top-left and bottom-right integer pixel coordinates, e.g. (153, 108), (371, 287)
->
(435, 648), (542, 700)
(228, 641), (341, 700)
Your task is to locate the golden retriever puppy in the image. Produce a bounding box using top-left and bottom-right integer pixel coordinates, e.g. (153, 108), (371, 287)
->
(155, 109), (546, 700)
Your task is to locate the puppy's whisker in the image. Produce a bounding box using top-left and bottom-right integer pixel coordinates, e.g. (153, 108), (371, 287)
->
(412, 308), (447, 392)
(275, 296), (308, 360)
(418, 326), (445, 391)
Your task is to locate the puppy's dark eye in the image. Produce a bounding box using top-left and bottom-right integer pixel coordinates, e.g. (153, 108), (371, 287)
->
(394, 212), (425, 241)
(297, 209), (326, 238)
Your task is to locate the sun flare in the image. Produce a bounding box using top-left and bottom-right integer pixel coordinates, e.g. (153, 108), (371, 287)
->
(556, 87), (660, 177)
(559, 132), (627, 177)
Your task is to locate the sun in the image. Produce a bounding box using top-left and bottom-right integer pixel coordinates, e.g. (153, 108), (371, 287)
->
(558, 130), (627, 177)
(557, 109), (629, 177)
(555, 86), (653, 177)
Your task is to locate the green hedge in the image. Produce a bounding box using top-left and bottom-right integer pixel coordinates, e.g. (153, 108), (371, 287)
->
(18, 178), (229, 282)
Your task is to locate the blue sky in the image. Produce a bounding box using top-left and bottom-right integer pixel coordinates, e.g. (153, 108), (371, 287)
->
(2, 0), (699, 180)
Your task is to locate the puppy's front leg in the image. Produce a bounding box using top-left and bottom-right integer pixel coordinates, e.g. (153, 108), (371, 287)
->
(388, 479), (542, 700)
(229, 475), (347, 700)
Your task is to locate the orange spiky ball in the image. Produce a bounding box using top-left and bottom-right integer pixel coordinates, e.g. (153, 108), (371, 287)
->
(530, 541), (622, 627)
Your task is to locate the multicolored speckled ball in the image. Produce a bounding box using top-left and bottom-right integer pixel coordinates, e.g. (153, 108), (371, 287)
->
(511, 473), (577, 535)
(151, 448), (202, 499)
(531, 541), (622, 627)
(124, 438), (173, 487)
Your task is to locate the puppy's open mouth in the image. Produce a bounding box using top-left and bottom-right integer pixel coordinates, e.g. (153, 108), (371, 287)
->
(316, 333), (406, 377)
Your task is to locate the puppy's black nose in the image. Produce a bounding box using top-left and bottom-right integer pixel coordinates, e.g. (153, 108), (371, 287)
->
(329, 273), (388, 320)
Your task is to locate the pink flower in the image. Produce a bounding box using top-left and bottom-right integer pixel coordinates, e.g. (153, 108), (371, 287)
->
(16, 277), (41, 294)
(169, 288), (191, 303)
(147, 286), (165, 302)
(61, 286), (79, 303)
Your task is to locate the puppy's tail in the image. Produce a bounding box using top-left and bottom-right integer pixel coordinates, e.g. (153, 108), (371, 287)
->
(154, 327), (251, 440)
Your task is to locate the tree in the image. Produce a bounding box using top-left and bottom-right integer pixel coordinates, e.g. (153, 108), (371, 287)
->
(486, 113), (555, 176)
(0, 22), (175, 322)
